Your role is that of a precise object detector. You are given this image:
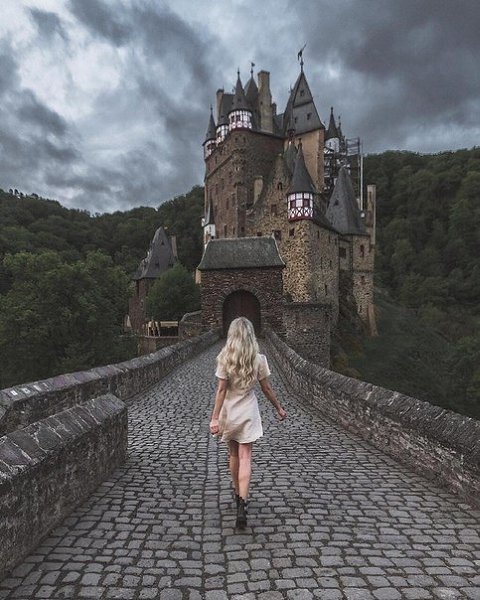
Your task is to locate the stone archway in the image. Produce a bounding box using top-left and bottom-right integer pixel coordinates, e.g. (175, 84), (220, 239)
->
(222, 290), (261, 336)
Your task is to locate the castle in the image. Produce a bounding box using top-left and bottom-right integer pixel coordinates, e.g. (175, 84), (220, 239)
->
(197, 60), (376, 365)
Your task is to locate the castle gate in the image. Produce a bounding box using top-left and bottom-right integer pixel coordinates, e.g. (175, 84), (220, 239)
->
(222, 290), (261, 335)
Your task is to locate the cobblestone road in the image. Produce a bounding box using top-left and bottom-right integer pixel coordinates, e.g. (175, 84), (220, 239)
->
(2, 343), (480, 600)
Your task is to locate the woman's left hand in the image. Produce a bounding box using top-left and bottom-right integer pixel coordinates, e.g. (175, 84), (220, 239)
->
(210, 418), (219, 435)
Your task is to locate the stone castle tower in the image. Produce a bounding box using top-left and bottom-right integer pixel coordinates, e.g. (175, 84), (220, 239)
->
(199, 61), (376, 364)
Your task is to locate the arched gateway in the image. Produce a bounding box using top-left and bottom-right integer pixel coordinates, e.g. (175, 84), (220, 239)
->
(223, 290), (261, 335)
(197, 237), (285, 337)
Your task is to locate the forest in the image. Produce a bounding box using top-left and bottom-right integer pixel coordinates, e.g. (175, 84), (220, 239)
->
(0, 148), (479, 418)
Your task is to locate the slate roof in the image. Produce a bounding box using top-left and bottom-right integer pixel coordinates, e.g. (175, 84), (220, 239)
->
(281, 70), (324, 135)
(325, 107), (339, 141)
(245, 75), (258, 105)
(283, 141), (298, 174)
(230, 74), (250, 112)
(198, 237), (285, 271)
(288, 145), (316, 194)
(133, 227), (178, 280)
(326, 167), (367, 236)
(217, 94), (233, 126)
(204, 110), (216, 143)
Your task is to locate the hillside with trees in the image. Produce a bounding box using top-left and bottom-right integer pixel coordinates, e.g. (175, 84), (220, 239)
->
(0, 187), (203, 388)
(350, 148), (480, 418)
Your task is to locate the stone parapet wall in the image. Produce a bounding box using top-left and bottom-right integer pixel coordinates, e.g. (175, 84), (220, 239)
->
(0, 394), (127, 580)
(0, 330), (221, 436)
(265, 327), (480, 507)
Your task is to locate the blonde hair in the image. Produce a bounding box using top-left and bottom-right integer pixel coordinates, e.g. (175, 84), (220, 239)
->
(217, 317), (259, 388)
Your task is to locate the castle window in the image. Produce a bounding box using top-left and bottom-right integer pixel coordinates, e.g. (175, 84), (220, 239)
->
(241, 227), (245, 236)
(221, 179), (224, 189)
(273, 230), (281, 240)
(325, 284), (328, 294)
(271, 204), (277, 216)
(224, 225), (227, 237)
(294, 117), (298, 124)
(339, 247), (347, 258)
(289, 228), (295, 237)
(307, 112), (311, 120)
(226, 199), (229, 209)
(215, 183), (218, 194)
(277, 182), (283, 190)
(229, 110), (253, 131)
(257, 232), (262, 237)
(361, 276), (365, 284)
(329, 260), (332, 268)
(233, 227), (236, 235)
(360, 244), (365, 257)
(300, 89), (305, 97)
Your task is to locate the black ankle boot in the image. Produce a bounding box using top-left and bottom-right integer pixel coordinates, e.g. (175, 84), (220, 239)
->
(234, 492), (240, 510)
(236, 498), (248, 529)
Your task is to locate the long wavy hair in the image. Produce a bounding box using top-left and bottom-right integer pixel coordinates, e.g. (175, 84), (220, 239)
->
(217, 317), (259, 389)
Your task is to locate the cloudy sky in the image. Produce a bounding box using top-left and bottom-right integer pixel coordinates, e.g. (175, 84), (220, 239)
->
(1, 0), (479, 213)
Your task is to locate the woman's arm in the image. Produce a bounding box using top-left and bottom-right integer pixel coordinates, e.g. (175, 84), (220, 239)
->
(210, 378), (228, 434)
(259, 377), (287, 420)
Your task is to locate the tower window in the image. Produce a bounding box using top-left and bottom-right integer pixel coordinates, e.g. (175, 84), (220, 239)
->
(289, 228), (295, 237)
(271, 204), (277, 216)
(257, 232), (262, 237)
(300, 89), (305, 97)
(277, 182), (283, 190)
(224, 225), (227, 237)
(360, 244), (365, 257)
(361, 276), (365, 284)
(325, 284), (328, 294)
(339, 247), (346, 258)
(273, 230), (281, 240)
(329, 260), (332, 268)
(307, 113), (311, 120)
(226, 199), (229, 209)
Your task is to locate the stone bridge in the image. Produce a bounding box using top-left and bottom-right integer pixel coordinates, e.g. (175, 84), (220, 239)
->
(1, 330), (480, 599)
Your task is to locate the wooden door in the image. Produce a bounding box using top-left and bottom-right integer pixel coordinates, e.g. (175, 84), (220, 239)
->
(222, 291), (261, 335)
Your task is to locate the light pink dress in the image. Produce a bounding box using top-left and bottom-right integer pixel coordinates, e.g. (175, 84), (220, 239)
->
(215, 353), (271, 443)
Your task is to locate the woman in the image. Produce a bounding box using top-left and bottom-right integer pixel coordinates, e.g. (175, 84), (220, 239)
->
(209, 317), (287, 529)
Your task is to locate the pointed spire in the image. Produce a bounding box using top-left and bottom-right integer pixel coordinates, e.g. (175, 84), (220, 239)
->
(325, 106), (339, 141)
(283, 140), (298, 174)
(230, 72), (249, 111)
(282, 68), (324, 135)
(204, 106), (216, 143)
(245, 73), (258, 104)
(326, 167), (367, 236)
(338, 115), (343, 139)
(289, 144), (316, 195)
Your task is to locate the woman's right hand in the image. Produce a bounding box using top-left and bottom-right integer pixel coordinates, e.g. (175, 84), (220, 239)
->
(276, 407), (287, 421)
(210, 418), (219, 435)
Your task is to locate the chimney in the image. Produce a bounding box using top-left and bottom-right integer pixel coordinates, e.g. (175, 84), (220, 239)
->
(257, 71), (273, 133)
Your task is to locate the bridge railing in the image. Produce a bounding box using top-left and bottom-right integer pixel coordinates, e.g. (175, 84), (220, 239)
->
(0, 328), (221, 580)
(265, 326), (480, 508)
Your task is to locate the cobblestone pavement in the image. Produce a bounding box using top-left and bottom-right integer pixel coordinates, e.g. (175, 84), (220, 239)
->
(2, 343), (480, 600)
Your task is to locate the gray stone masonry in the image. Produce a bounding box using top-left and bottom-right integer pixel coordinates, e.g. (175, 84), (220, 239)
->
(265, 327), (480, 509)
(1, 343), (479, 599)
(0, 394), (127, 580)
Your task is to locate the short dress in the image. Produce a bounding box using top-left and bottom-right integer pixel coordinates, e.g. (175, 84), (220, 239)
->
(215, 353), (271, 444)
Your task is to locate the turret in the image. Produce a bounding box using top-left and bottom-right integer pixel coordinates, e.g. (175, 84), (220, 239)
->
(287, 144), (316, 221)
(228, 72), (252, 131)
(325, 107), (340, 152)
(203, 108), (217, 159)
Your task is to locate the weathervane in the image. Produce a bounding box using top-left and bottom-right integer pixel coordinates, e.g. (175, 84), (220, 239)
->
(250, 61), (255, 77)
(297, 43), (306, 70)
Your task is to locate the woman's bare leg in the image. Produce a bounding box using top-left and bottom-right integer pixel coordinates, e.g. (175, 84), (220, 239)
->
(238, 442), (253, 500)
(228, 440), (239, 494)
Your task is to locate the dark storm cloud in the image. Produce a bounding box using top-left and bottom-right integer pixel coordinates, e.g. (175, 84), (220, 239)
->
(18, 91), (68, 137)
(297, 0), (480, 150)
(1, 1), (479, 212)
(69, 0), (132, 46)
(29, 8), (69, 41)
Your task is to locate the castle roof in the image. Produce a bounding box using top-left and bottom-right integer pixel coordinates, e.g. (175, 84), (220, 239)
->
(245, 75), (258, 105)
(282, 70), (324, 135)
(133, 227), (178, 280)
(230, 73), (250, 112)
(288, 145), (316, 194)
(217, 94), (233, 126)
(283, 141), (298, 174)
(325, 107), (339, 141)
(198, 237), (285, 271)
(204, 109), (216, 143)
(326, 167), (367, 236)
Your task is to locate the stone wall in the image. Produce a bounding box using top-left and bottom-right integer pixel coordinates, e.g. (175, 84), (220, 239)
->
(265, 327), (480, 507)
(0, 394), (127, 580)
(200, 268), (284, 333)
(0, 330), (221, 436)
(282, 303), (331, 367)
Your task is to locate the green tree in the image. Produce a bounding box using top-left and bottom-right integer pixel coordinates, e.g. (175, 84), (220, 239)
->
(146, 263), (200, 321)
